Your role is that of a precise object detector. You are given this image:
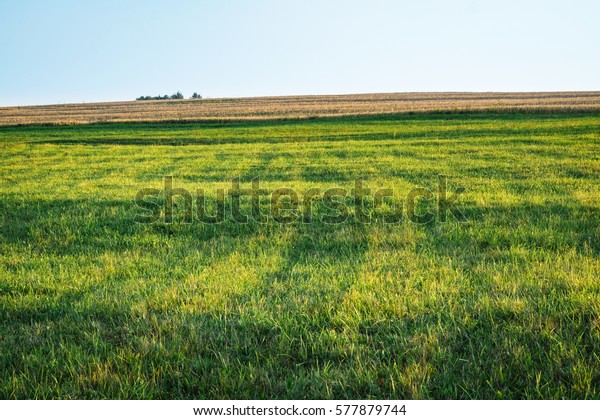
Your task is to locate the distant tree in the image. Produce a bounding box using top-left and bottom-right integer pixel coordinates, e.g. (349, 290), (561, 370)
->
(136, 92), (185, 101)
(191, 92), (202, 99)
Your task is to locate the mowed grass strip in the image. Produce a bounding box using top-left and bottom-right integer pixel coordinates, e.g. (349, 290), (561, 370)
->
(0, 112), (599, 399)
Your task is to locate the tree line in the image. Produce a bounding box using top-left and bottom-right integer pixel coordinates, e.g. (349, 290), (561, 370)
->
(136, 92), (202, 101)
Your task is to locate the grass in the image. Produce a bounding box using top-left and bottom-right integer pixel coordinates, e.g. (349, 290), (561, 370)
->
(1, 112), (599, 399)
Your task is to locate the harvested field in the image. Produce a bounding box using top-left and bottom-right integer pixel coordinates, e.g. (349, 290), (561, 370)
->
(2, 91), (600, 126)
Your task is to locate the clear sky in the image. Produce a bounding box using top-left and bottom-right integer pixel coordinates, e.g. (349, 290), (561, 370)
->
(0, 0), (598, 106)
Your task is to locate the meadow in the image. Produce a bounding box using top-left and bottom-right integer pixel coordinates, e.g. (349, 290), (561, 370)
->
(1, 111), (599, 399)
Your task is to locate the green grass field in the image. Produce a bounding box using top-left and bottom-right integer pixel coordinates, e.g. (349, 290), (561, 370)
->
(1, 112), (599, 399)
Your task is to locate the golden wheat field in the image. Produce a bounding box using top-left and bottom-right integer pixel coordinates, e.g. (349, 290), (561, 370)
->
(2, 91), (600, 125)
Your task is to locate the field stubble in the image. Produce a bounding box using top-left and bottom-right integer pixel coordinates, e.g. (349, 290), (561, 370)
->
(2, 91), (600, 126)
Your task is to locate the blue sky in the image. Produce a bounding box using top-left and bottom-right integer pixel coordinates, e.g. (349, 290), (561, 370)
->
(0, 0), (598, 106)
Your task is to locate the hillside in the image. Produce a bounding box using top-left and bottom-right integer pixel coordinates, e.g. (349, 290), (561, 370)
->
(2, 91), (600, 126)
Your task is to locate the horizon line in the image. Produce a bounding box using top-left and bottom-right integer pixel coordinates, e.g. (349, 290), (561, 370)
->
(2, 90), (600, 109)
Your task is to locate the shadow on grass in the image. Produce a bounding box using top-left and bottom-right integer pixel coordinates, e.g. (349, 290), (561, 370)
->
(438, 202), (599, 257)
(1, 112), (596, 146)
(26, 126), (596, 147)
(1, 195), (599, 398)
(1, 195), (597, 257)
